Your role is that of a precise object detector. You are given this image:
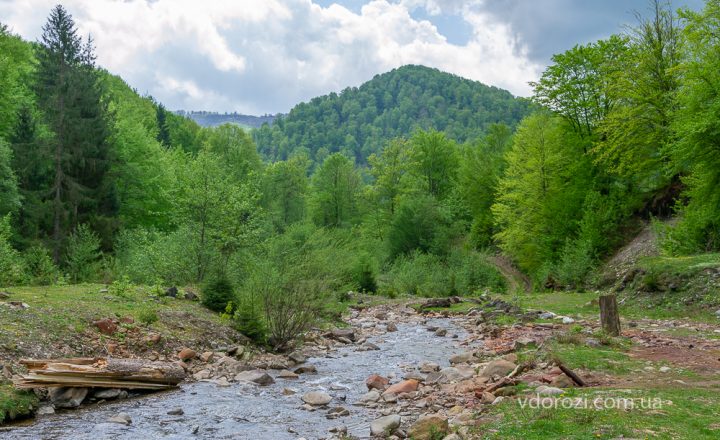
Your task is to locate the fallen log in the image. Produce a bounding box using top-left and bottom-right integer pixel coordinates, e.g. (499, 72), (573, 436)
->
(14, 357), (185, 390)
(558, 363), (586, 387)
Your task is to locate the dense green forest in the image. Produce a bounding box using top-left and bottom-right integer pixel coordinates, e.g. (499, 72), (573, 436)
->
(1, 1), (720, 348)
(253, 65), (532, 165)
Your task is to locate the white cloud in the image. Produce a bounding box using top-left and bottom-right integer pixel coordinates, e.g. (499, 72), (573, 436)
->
(0, 0), (542, 113)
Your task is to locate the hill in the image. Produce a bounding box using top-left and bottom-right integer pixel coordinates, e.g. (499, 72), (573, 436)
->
(252, 65), (532, 164)
(175, 111), (277, 129)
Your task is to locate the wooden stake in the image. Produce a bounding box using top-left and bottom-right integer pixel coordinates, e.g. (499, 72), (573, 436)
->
(599, 294), (621, 336)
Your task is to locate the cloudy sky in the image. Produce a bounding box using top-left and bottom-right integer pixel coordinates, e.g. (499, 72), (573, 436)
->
(0, 0), (703, 114)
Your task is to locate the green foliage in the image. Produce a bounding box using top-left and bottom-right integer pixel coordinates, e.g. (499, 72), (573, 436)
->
(254, 65), (531, 165)
(201, 274), (235, 312)
(108, 275), (134, 298)
(137, 307), (158, 325)
(65, 224), (102, 283)
(231, 303), (267, 344)
(353, 252), (378, 293)
(387, 194), (451, 259)
(309, 153), (362, 227)
(0, 215), (26, 286)
(22, 245), (59, 285)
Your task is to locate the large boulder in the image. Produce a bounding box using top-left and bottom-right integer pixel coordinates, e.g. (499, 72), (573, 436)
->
(370, 414), (401, 436)
(178, 348), (197, 361)
(449, 351), (475, 365)
(480, 359), (517, 378)
(234, 369), (275, 386)
(302, 391), (332, 406)
(407, 414), (450, 440)
(330, 328), (356, 342)
(50, 387), (89, 408)
(93, 318), (117, 335)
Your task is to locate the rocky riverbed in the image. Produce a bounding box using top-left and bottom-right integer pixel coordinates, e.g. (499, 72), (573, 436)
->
(2, 298), (593, 439)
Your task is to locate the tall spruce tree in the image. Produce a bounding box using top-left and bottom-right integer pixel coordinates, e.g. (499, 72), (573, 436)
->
(34, 5), (113, 261)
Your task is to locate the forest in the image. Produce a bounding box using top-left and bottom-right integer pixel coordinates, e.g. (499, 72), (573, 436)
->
(0, 0), (719, 351)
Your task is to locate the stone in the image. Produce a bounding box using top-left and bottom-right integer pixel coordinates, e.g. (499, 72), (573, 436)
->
(449, 351), (475, 364)
(659, 366), (672, 373)
(419, 361), (440, 373)
(585, 338), (601, 348)
(108, 413), (132, 425)
(434, 328), (448, 337)
(235, 369), (275, 386)
(0, 291), (9, 299)
(479, 391), (496, 404)
(407, 414), (449, 440)
(294, 364), (318, 374)
(480, 359), (517, 378)
(165, 286), (178, 297)
(503, 353), (519, 363)
(370, 414), (401, 436)
(550, 374), (574, 388)
(200, 351), (214, 363)
(93, 318), (117, 335)
(278, 369), (300, 379)
(492, 396), (505, 405)
(513, 337), (536, 350)
(183, 289), (199, 301)
(106, 343), (118, 354)
(538, 312), (556, 320)
(227, 345), (245, 356)
(403, 371), (426, 382)
(366, 374), (390, 390)
(443, 435), (462, 440)
(178, 348), (196, 361)
(562, 317), (575, 324)
(119, 316), (134, 324)
(214, 377), (231, 387)
(192, 369), (211, 381)
(331, 328), (356, 342)
(289, 352), (307, 364)
(357, 390), (381, 404)
(49, 387), (89, 408)
(326, 406), (350, 419)
(536, 385), (564, 396)
(383, 379), (419, 396)
(386, 322), (398, 332)
(94, 388), (122, 400)
(436, 367), (466, 383)
(37, 405), (55, 415)
(362, 342), (380, 351)
(302, 391), (333, 406)
(167, 407), (184, 416)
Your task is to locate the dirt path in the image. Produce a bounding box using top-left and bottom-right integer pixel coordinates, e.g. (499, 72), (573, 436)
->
(491, 255), (532, 293)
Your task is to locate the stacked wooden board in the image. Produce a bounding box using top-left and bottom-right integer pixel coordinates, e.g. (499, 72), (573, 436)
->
(14, 357), (185, 390)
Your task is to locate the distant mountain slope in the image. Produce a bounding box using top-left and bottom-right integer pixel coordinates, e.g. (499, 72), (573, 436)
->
(175, 111), (277, 129)
(253, 65), (532, 164)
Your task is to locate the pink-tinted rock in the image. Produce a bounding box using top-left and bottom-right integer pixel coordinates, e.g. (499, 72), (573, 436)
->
(178, 348), (196, 361)
(93, 318), (118, 335)
(383, 379), (419, 395)
(366, 374), (390, 390)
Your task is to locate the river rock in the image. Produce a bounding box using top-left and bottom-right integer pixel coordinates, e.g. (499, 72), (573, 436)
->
(383, 379), (418, 396)
(235, 369), (274, 386)
(167, 407), (184, 415)
(419, 361), (440, 373)
(550, 374), (574, 388)
(199, 351), (214, 362)
(357, 390), (381, 404)
(50, 387), (88, 408)
(108, 412), (132, 425)
(449, 351), (475, 364)
(278, 369), (299, 379)
(331, 328), (356, 342)
(370, 414), (401, 436)
(434, 328), (448, 337)
(294, 364), (318, 374)
(386, 322), (398, 332)
(408, 414), (449, 440)
(178, 348), (197, 361)
(302, 391), (333, 406)
(326, 406), (350, 419)
(513, 337), (536, 350)
(480, 359), (517, 378)
(479, 391), (496, 404)
(94, 388), (122, 400)
(37, 405), (55, 415)
(366, 374), (390, 390)
(288, 352), (307, 364)
(193, 369), (211, 380)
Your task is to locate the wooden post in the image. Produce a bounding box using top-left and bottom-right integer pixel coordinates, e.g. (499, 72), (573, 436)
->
(599, 294), (621, 336)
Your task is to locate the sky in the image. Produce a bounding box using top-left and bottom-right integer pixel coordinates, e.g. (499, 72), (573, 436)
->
(0, 0), (704, 114)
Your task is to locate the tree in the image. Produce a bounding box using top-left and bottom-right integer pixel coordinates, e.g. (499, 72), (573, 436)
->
(310, 153), (362, 227)
(408, 129), (458, 198)
(492, 112), (590, 275)
(262, 155), (308, 230)
(531, 35), (628, 139)
(0, 24), (34, 140)
(0, 140), (20, 217)
(204, 123), (262, 182)
(367, 138), (416, 216)
(35, 5), (113, 261)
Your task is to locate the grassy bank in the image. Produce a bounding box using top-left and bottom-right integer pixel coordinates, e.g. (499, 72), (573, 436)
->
(0, 385), (37, 424)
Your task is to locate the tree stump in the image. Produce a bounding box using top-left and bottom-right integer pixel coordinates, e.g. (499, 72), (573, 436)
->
(599, 294), (621, 336)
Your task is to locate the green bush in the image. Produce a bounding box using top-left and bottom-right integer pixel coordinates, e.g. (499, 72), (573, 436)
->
(201, 274), (235, 312)
(0, 216), (26, 286)
(354, 252), (377, 293)
(552, 238), (596, 288)
(22, 245), (58, 285)
(232, 304), (267, 344)
(137, 308), (158, 325)
(65, 224), (102, 283)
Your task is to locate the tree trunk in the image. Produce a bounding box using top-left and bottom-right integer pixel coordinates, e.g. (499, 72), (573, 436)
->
(599, 294), (621, 336)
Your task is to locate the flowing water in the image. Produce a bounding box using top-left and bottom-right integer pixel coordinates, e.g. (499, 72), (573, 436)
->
(4, 318), (469, 440)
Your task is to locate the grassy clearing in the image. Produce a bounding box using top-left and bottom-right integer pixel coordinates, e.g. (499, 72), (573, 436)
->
(477, 386), (720, 439)
(0, 384), (37, 424)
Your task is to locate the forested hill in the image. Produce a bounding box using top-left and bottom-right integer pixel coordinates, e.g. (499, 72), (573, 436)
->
(176, 111), (277, 129)
(253, 65), (532, 164)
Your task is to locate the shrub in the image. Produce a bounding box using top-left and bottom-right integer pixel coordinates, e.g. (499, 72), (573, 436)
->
(387, 195), (451, 259)
(22, 245), (58, 285)
(137, 308), (158, 325)
(232, 304), (267, 344)
(354, 252), (377, 293)
(65, 224), (102, 283)
(108, 276), (134, 298)
(201, 274), (235, 312)
(552, 238), (596, 288)
(0, 215), (26, 286)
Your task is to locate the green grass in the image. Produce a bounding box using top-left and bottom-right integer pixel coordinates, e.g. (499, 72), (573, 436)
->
(639, 253), (720, 274)
(0, 384), (37, 424)
(545, 341), (638, 374)
(477, 387), (720, 439)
